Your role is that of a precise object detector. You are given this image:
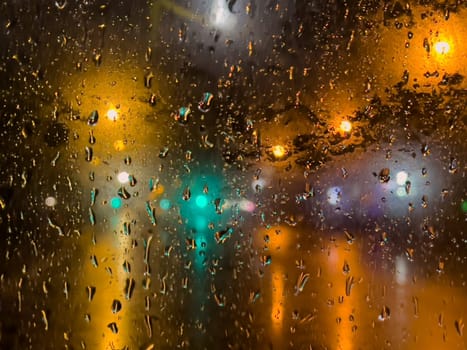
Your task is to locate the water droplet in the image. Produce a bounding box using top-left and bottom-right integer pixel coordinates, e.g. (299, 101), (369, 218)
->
(248, 40), (254, 56)
(378, 306), (391, 321)
(90, 188), (97, 206)
(122, 260), (131, 273)
(47, 217), (64, 236)
(260, 255), (271, 266)
(145, 296), (151, 311)
(379, 168), (390, 183)
(41, 310), (48, 331)
(421, 195), (428, 208)
(55, 0), (67, 10)
(144, 235), (153, 263)
(215, 227), (233, 244)
(85, 146), (93, 162)
(423, 38), (430, 54)
(145, 202), (157, 225)
(449, 157), (458, 174)
(294, 272), (310, 295)
(144, 71), (154, 88)
(341, 167), (348, 179)
(107, 322), (118, 334)
(118, 186), (131, 200)
(405, 181), (411, 195)
(344, 230), (354, 244)
(345, 276), (354, 296)
(158, 145), (172, 160)
(412, 296), (419, 317)
(145, 315), (153, 338)
(87, 110), (99, 126)
(90, 255), (98, 267)
(214, 293), (226, 307)
(86, 286), (96, 302)
(175, 107), (191, 124)
(124, 278), (135, 300)
(88, 130), (96, 144)
(455, 319), (464, 336)
(88, 208), (96, 226)
(183, 186), (191, 201)
(405, 248), (414, 261)
(145, 47), (152, 62)
(111, 299), (122, 314)
(93, 53), (102, 66)
(342, 260), (350, 274)
(123, 222), (131, 236)
(198, 92), (214, 113)
(51, 151), (60, 167)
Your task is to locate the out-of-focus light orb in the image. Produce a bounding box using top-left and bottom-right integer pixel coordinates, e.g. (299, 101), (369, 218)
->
(461, 200), (467, 213)
(395, 255), (408, 285)
(340, 120), (352, 133)
(110, 196), (122, 209)
(396, 171), (408, 186)
(272, 145), (286, 159)
(239, 199), (255, 212)
(113, 140), (125, 151)
(252, 178), (266, 191)
(107, 108), (118, 121)
(327, 186), (342, 205)
(117, 171), (129, 184)
(194, 215), (207, 231)
(396, 187), (406, 197)
(434, 41), (450, 55)
(159, 199), (171, 211)
(195, 195), (208, 208)
(45, 196), (57, 207)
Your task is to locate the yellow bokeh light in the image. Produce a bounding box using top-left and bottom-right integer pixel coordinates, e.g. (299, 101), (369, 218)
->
(107, 108), (118, 121)
(272, 145), (286, 159)
(434, 41), (450, 55)
(339, 120), (352, 133)
(113, 140), (125, 151)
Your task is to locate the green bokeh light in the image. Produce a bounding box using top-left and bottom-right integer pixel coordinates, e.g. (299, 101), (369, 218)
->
(110, 196), (122, 209)
(160, 198), (171, 211)
(195, 195), (208, 208)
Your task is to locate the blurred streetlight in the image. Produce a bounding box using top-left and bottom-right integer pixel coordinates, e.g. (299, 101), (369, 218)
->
(272, 145), (286, 159)
(107, 108), (118, 121)
(339, 120), (352, 133)
(434, 41), (451, 55)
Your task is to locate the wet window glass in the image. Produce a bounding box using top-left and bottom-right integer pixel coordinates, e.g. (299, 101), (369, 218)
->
(0, 1), (466, 349)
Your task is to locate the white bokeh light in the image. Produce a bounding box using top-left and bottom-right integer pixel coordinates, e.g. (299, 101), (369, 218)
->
(396, 171), (408, 186)
(118, 171), (129, 184)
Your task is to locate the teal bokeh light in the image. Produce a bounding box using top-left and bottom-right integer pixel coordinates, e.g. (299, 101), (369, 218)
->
(110, 196), (122, 209)
(194, 215), (208, 231)
(195, 195), (208, 208)
(160, 198), (171, 211)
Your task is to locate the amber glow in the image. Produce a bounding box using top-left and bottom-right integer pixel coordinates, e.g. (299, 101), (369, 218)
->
(113, 140), (126, 151)
(148, 184), (165, 200)
(272, 145), (286, 159)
